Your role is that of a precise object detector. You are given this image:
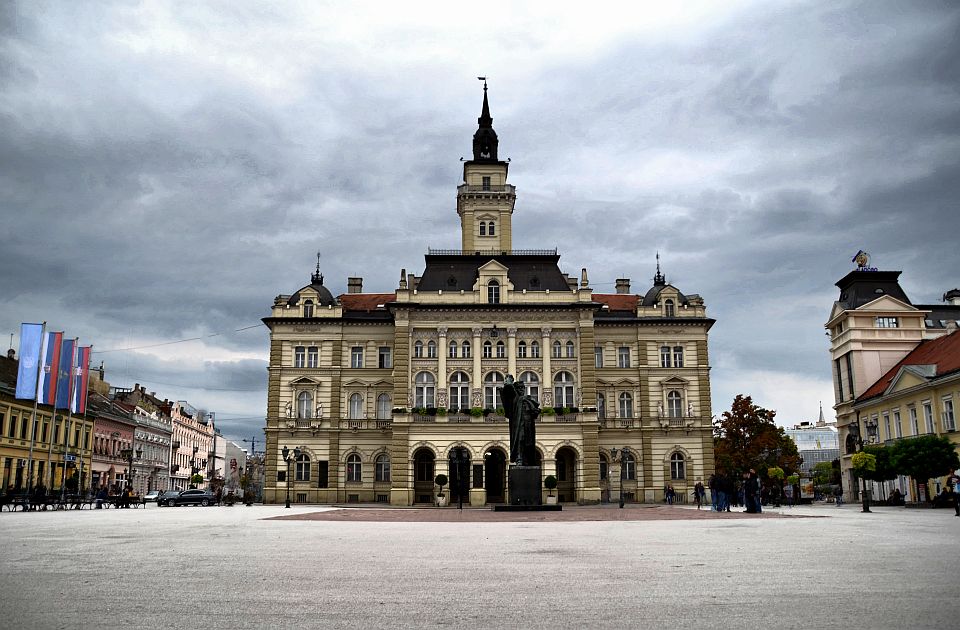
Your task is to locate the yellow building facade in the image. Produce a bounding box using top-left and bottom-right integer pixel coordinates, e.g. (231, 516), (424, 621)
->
(262, 88), (716, 506)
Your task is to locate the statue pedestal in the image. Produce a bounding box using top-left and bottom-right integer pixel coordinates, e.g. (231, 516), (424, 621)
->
(508, 465), (542, 506)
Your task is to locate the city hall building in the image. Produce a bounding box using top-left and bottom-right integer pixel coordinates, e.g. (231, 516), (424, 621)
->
(263, 88), (716, 505)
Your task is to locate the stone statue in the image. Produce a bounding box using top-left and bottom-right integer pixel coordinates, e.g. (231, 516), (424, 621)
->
(499, 374), (540, 466)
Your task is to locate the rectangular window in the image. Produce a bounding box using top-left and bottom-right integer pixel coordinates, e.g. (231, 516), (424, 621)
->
(483, 343), (492, 359)
(9, 415), (17, 438)
(54, 420), (61, 444)
(496, 343), (505, 358)
(20, 417), (29, 440)
(845, 354), (855, 400)
(673, 346), (684, 368)
(875, 317), (899, 328)
(481, 176), (491, 190)
(378, 347), (392, 369)
(944, 399), (956, 431)
(883, 413), (891, 441)
(351, 347), (363, 369)
(909, 407), (919, 436)
(595, 346), (603, 368)
(277, 470), (286, 482)
(924, 402), (935, 433)
(0, 412), (5, 437)
(473, 464), (484, 489)
(660, 346), (671, 368)
(294, 346), (305, 368)
(41, 420), (48, 443)
(835, 358), (844, 402)
(307, 347), (318, 368)
(618, 347), (630, 368)
(894, 410), (902, 438)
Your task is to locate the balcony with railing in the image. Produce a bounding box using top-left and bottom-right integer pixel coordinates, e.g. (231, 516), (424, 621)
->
(456, 183), (516, 195)
(337, 419), (394, 430)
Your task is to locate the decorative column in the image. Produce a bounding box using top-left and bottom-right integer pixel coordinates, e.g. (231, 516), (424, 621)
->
(437, 327), (448, 406)
(472, 327), (483, 407)
(507, 328), (517, 377)
(541, 327), (552, 406)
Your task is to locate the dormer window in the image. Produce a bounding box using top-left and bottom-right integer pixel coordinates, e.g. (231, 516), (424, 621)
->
(664, 299), (675, 318)
(488, 279), (500, 304)
(303, 300), (314, 318)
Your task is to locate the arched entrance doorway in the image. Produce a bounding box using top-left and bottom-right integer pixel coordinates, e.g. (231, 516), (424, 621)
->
(447, 447), (471, 503)
(413, 448), (435, 504)
(484, 448), (507, 504)
(555, 447), (577, 503)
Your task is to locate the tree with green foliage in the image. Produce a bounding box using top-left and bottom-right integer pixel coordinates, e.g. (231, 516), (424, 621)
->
(713, 395), (801, 477)
(858, 445), (897, 483)
(890, 435), (960, 501)
(812, 462), (834, 485)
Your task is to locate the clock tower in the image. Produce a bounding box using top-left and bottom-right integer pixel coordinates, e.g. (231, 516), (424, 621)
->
(457, 81), (515, 252)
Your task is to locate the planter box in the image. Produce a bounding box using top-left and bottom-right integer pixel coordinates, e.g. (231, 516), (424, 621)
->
(436, 495), (448, 507)
(545, 495), (558, 505)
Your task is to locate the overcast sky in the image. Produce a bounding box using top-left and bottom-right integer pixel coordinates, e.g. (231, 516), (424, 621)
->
(2, 1), (958, 447)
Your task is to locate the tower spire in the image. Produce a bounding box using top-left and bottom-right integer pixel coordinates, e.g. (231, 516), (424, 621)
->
(311, 251), (324, 285)
(654, 252), (666, 286)
(472, 77), (498, 161)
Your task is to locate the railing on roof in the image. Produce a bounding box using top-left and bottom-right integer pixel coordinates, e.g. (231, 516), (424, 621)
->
(427, 248), (557, 256)
(457, 184), (516, 194)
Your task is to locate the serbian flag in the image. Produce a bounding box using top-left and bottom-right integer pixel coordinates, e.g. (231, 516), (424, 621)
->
(70, 346), (92, 415)
(37, 331), (64, 406)
(54, 338), (76, 410)
(15, 323), (44, 400)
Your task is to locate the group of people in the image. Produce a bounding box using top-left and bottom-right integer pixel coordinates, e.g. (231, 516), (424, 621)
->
(705, 469), (768, 513)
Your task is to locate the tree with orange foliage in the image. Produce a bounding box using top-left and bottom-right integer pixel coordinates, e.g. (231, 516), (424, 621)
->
(713, 395), (801, 480)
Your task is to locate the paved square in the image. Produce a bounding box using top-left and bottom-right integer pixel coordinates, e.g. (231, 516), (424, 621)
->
(1, 503), (957, 629)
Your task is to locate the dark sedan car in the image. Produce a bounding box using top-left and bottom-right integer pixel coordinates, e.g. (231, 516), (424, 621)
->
(167, 489), (216, 507)
(157, 490), (181, 507)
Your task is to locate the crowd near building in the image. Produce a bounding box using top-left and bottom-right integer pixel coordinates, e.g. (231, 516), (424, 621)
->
(0, 351), (250, 497)
(827, 256), (960, 502)
(263, 86), (716, 506)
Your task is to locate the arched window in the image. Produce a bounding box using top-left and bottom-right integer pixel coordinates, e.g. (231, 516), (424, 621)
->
(519, 371), (539, 402)
(488, 221), (495, 236)
(294, 346), (306, 368)
(597, 392), (606, 419)
(461, 340), (471, 358)
(483, 341), (493, 359)
(670, 452), (686, 480)
(377, 393), (391, 419)
(448, 341), (458, 358)
(414, 340), (424, 358)
(552, 340), (562, 358)
(427, 340), (437, 358)
(566, 341), (575, 358)
(346, 453), (361, 483)
(307, 346), (318, 368)
(664, 299), (675, 318)
(517, 341), (527, 358)
(496, 340), (505, 358)
(530, 341), (540, 358)
(415, 372), (435, 408)
(660, 345), (671, 368)
(479, 221), (487, 236)
(485, 372), (504, 409)
(668, 391), (682, 418)
(303, 300), (314, 318)
(297, 392), (313, 419)
(375, 453), (391, 482)
(554, 371), (575, 408)
(488, 280), (500, 304)
(295, 453), (311, 481)
(622, 450), (636, 480)
(673, 346), (684, 368)
(618, 392), (633, 418)
(349, 393), (364, 419)
(449, 372), (470, 410)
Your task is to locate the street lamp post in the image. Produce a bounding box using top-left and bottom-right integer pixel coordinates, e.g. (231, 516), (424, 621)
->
(281, 445), (300, 509)
(610, 448), (626, 509)
(858, 418), (879, 513)
(189, 445), (198, 489)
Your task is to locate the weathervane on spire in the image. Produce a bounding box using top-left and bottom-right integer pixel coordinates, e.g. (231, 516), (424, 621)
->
(654, 252), (666, 286)
(477, 76), (487, 90)
(312, 251), (324, 285)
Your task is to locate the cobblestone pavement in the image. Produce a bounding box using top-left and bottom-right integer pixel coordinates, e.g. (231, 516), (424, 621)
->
(1, 502), (957, 629)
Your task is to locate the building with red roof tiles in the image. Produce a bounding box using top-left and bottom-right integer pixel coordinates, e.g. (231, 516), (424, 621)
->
(826, 258), (960, 502)
(262, 89), (715, 506)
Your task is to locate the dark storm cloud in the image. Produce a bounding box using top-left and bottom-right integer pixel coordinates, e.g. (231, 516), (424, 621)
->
(1, 1), (958, 435)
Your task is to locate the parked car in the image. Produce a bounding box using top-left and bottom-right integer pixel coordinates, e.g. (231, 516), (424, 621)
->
(143, 490), (162, 503)
(157, 490), (181, 507)
(168, 489), (217, 507)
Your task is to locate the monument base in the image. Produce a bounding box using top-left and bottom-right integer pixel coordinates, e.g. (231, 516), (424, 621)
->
(508, 465), (542, 506)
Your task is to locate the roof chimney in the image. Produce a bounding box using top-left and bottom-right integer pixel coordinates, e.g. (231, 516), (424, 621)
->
(347, 277), (363, 294)
(615, 278), (631, 294)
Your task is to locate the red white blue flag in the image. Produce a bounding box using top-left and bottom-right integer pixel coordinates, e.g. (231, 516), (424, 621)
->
(37, 331), (64, 406)
(54, 338), (76, 410)
(15, 323), (44, 400)
(70, 346), (92, 415)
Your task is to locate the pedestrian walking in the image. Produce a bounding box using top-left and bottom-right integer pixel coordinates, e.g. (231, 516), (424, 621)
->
(666, 484), (675, 505)
(834, 484), (844, 506)
(694, 479), (705, 509)
(784, 483), (794, 508)
(708, 474), (718, 512)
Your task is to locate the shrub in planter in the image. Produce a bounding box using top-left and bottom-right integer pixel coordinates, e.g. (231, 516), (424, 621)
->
(413, 407), (426, 415)
(561, 407), (572, 415)
(483, 407), (494, 416)
(495, 407), (505, 416)
(426, 406), (437, 416)
(391, 407), (408, 414)
(544, 475), (558, 497)
(469, 407), (484, 417)
(541, 407), (556, 416)
(436, 407), (447, 416)
(435, 474), (448, 497)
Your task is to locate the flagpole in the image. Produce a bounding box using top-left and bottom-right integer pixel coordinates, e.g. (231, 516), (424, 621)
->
(60, 339), (78, 503)
(25, 322), (47, 495)
(44, 333), (63, 491)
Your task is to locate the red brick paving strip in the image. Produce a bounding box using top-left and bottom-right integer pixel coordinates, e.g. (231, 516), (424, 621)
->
(266, 505), (816, 522)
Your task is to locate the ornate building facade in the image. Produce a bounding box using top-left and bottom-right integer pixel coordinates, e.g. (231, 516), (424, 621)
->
(263, 88), (716, 505)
